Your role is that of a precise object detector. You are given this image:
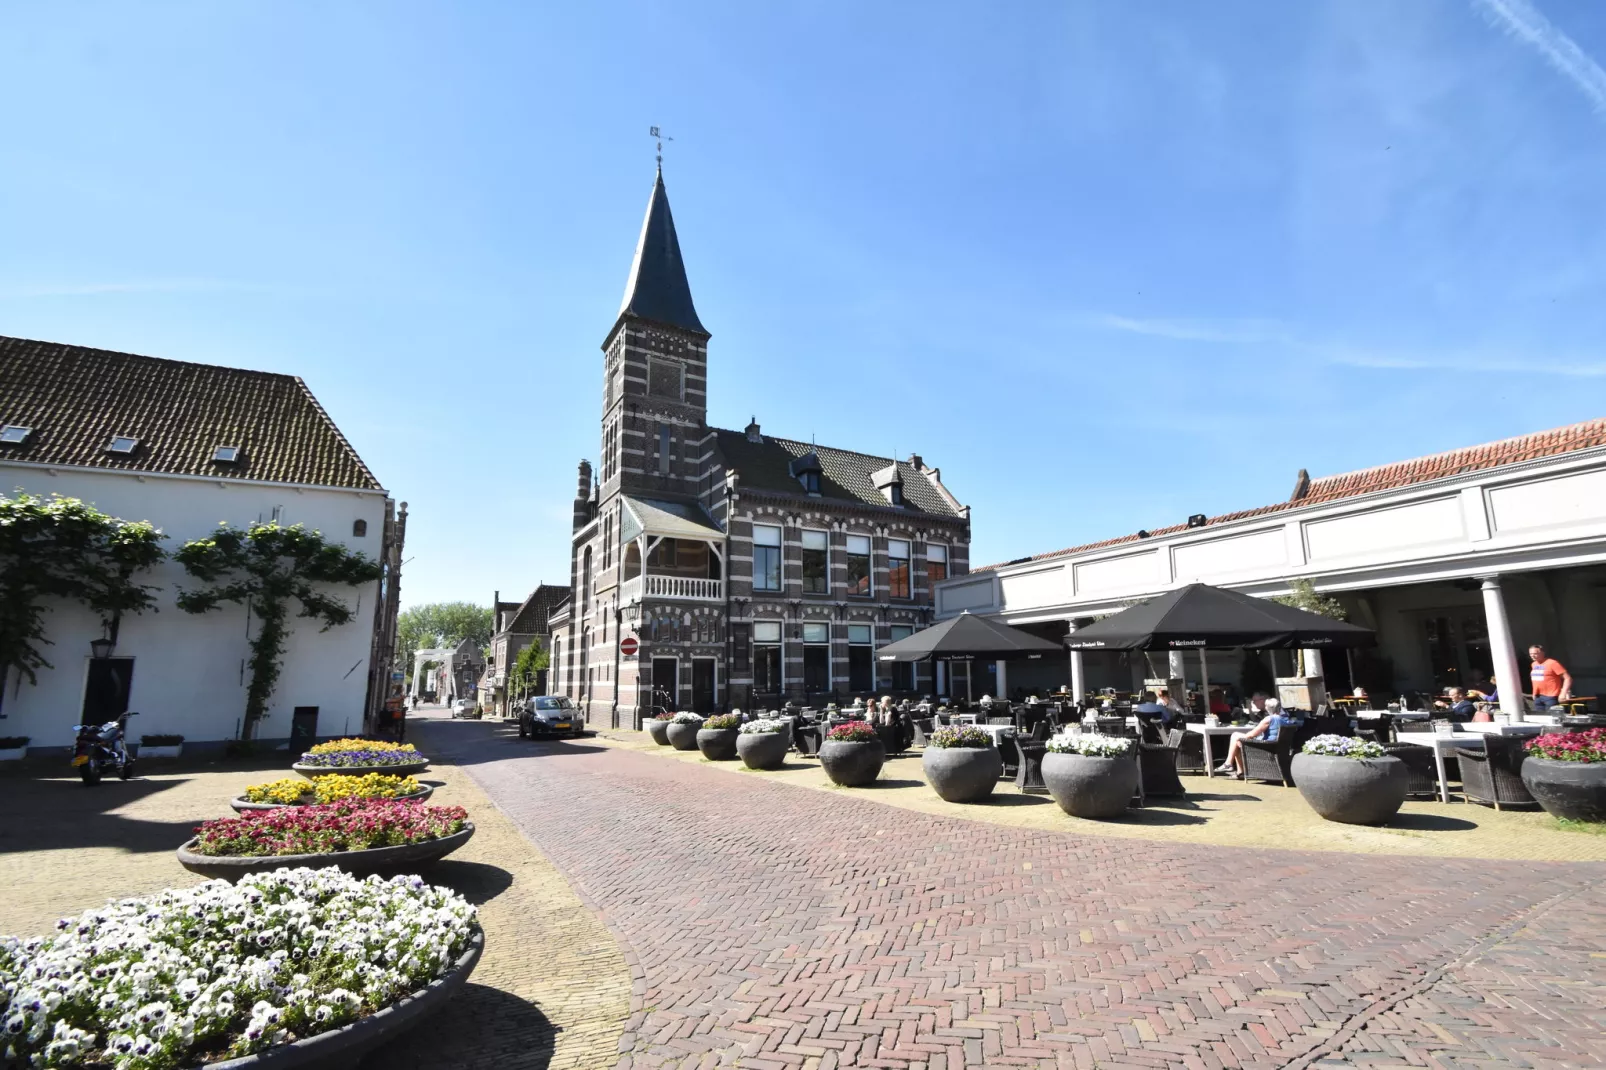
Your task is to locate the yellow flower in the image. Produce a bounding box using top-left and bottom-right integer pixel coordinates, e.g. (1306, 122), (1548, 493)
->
(307, 772), (422, 803)
(244, 778), (314, 804)
(306, 738), (419, 756)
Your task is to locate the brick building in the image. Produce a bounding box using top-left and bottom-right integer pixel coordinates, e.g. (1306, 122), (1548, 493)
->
(481, 583), (569, 716)
(551, 168), (972, 727)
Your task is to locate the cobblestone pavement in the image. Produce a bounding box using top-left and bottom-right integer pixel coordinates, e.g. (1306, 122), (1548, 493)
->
(0, 734), (631, 1070)
(435, 720), (1606, 1070)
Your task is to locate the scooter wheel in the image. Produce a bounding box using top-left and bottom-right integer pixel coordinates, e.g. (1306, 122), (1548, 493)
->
(80, 760), (103, 785)
(120, 759), (135, 781)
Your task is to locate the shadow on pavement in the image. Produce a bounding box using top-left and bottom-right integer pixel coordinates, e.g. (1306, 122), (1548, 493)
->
(360, 983), (558, 1070)
(427, 860), (515, 906)
(1384, 812), (1481, 832)
(0, 774), (206, 856)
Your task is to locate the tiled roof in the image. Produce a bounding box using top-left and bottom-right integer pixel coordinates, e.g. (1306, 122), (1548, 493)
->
(617, 169), (706, 335)
(0, 335), (381, 490)
(501, 584), (571, 636)
(976, 416), (1606, 572)
(713, 429), (964, 518)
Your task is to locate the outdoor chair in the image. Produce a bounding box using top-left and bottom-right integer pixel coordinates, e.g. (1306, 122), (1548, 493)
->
(1356, 713), (1394, 745)
(1456, 735), (1537, 810)
(1013, 738), (1049, 794)
(1137, 730), (1187, 798)
(1240, 722), (1315, 787)
(1173, 729), (1207, 774)
(793, 723), (821, 757)
(1029, 719), (1052, 742)
(911, 718), (935, 747)
(1095, 716), (1127, 736)
(987, 716), (1013, 726)
(998, 739), (1018, 779)
(1381, 742), (1442, 799)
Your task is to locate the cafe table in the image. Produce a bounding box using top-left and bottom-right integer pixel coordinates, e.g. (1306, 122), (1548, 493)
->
(1416, 723), (1540, 803)
(1184, 722), (1246, 777)
(972, 722), (1016, 747)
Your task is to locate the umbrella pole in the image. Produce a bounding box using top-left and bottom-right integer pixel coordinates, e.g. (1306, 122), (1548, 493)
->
(1200, 648), (1210, 714)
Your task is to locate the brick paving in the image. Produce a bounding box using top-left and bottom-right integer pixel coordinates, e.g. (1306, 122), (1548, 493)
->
(434, 720), (1606, 1070)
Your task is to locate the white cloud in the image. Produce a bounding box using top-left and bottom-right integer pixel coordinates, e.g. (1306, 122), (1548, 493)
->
(1325, 346), (1606, 378)
(1472, 0), (1606, 117)
(1092, 314), (1290, 344)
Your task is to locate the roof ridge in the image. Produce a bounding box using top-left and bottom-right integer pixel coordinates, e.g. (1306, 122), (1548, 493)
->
(1307, 416), (1606, 491)
(0, 334), (294, 380)
(290, 373), (383, 493)
(716, 426), (897, 468)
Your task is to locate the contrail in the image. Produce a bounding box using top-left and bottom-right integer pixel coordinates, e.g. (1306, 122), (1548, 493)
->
(1472, 0), (1606, 116)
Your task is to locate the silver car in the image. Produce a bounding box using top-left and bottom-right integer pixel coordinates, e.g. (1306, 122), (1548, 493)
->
(519, 696), (582, 739)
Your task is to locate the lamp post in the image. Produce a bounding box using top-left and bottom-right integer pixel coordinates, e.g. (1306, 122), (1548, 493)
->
(90, 636), (117, 661)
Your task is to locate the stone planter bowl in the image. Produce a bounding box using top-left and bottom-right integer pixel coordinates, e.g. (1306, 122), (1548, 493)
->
(292, 760), (429, 779)
(1042, 751), (1138, 819)
(1522, 757), (1606, 822)
(736, 730), (790, 770)
(696, 727), (739, 761)
(1291, 753), (1408, 826)
(138, 744), (183, 760)
(646, 719), (673, 746)
(229, 785), (434, 814)
(200, 926), (484, 1070)
(923, 745), (1004, 803)
(819, 738), (885, 787)
(665, 721), (703, 751)
(176, 823), (475, 882)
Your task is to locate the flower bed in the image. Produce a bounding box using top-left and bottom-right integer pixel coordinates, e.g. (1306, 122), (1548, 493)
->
(669, 712), (703, 725)
(1302, 734), (1386, 759)
(193, 799), (467, 858)
(1046, 733), (1132, 758)
(1528, 727), (1606, 762)
(1292, 735), (1406, 825)
(738, 718), (787, 735)
(1523, 727), (1606, 822)
(827, 721), (876, 743)
(701, 714), (741, 731)
(927, 725), (993, 749)
(243, 774), (426, 806)
(297, 740), (424, 772)
(0, 868), (477, 1069)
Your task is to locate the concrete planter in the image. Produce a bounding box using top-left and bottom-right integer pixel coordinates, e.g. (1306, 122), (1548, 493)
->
(176, 823), (474, 882)
(0, 747), (26, 762)
(666, 721), (703, 751)
(1522, 758), (1606, 823)
(646, 719), (673, 746)
(138, 744), (183, 759)
(819, 739), (885, 786)
(736, 731), (790, 770)
(229, 786), (434, 814)
(923, 746), (1003, 803)
(293, 760), (429, 779)
(199, 927), (483, 1070)
(1042, 752), (1138, 819)
(1291, 753), (1408, 826)
(696, 727), (739, 761)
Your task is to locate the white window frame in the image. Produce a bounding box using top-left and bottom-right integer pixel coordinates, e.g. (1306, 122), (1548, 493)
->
(752, 524), (783, 592)
(926, 542), (948, 583)
(845, 533), (873, 598)
(753, 619), (784, 692)
(887, 539), (911, 600)
(801, 529), (830, 595)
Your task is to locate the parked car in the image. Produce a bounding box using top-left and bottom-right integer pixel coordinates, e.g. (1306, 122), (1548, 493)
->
(451, 698), (479, 719)
(519, 696), (582, 739)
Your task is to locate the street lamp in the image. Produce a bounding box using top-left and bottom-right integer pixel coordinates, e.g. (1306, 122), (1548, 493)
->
(90, 636), (116, 661)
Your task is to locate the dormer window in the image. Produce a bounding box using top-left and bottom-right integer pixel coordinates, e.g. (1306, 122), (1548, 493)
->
(213, 445), (241, 464)
(0, 424), (32, 445)
(800, 471), (820, 495)
(789, 450), (823, 496)
(107, 436), (139, 454)
(889, 484), (904, 507)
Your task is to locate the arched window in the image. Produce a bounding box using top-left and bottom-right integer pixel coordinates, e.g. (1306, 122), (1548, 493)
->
(352, 519), (368, 537)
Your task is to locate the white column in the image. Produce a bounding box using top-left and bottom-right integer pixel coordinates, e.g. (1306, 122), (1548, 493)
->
(995, 659), (1008, 700)
(1067, 620), (1085, 702)
(1481, 576), (1526, 722)
(936, 660), (947, 699)
(1303, 649), (1324, 679)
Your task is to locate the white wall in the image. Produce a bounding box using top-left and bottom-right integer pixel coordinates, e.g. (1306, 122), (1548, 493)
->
(1, 463), (388, 749)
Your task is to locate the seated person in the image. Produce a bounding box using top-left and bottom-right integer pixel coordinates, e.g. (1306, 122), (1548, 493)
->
(1467, 674), (1499, 704)
(1156, 689), (1184, 719)
(1433, 686), (1478, 723)
(1131, 690), (1167, 720)
(1216, 698), (1292, 779)
(1208, 687), (1232, 716)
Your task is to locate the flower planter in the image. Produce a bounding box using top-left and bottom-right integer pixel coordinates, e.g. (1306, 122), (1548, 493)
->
(230, 785), (435, 814)
(176, 823), (475, 882)
(199, 926), (484, 1070)
(819, 738), (885, 786)
(1522, 758), (1606, 823)
(736, 731), (790, 770)
(0, 746), (26, 762)
(137, 744), (183, 759)
(646, 719), (673, 746)
(293, 760), (430, 779)
(1042, 751), (1138, 819)
(923, 746), (1003, 803)
(666, 722), (702, 751)
(1290, 753), (1408, 826)
(696, 727), (739, 761)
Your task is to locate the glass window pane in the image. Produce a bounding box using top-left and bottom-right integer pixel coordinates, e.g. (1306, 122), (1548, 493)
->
(803, 622), (829, 643)
(846, 534), (871, 555)
(890, 626), (913, 641)
(848, 624), (872, 644)
(753, 524), (782, 547)
(754, 621), (782, 643)
(848, 646), (873, 692)
(927, 544), (947, 564)
(802, 530), (828, 550)
(888, 539), (910, 559)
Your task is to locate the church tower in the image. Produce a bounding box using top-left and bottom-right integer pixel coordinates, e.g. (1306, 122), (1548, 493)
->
(599, 166), (711, 505)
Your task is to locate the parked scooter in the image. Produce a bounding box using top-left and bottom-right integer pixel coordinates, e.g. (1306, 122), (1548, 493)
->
(71, 711), (138, 785)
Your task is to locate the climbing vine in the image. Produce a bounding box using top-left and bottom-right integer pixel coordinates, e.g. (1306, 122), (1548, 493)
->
(175, 522), (381, 738)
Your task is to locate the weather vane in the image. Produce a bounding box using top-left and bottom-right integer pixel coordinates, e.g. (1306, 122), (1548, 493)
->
(649, 125), (673, 167)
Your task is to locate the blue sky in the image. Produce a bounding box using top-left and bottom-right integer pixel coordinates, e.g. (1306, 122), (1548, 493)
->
(4, 1), (1605, 608)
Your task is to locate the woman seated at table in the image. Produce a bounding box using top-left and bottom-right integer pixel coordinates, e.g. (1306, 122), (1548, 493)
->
(1466, 675), (1498, 720)
(1215, 698), (1292, 779)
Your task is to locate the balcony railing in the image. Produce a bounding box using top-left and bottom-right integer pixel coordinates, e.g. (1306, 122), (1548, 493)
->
(621, 574), (723, 602)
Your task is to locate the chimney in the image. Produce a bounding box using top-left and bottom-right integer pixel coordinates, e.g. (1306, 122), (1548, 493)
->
(745, 416), (762, 443)
(573, 459), (593, 531)
(1289, 468), (1311, 502)
(908, 453), (923, 469)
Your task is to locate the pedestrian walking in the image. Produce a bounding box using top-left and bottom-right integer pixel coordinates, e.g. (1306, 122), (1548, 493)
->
(1528, 645), (1573, 711)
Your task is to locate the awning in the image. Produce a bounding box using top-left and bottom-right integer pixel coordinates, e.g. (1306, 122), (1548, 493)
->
(619, 497), (724, 543)
(1063, 583), (1376, 651)
(876, 612), (1065, 662)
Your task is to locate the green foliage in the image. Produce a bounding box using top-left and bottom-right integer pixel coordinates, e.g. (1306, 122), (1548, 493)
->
(1271, 578), (1348, 620)
(175, 522), (381, 738)
(396, 602), (494, 669)
(0, 493), (166, 696)
(510, 637), (549, 683)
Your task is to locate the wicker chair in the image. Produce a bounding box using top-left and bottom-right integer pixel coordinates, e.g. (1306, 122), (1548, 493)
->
(911, 718), (935, 748)
(1240, 722), (1313, 787)
(1356, 713), (1394, 745)
(1381, 742), (1441, 799)
(1173, 729), (1207, 774)
(1456, 735), (1537, 810)
(1014, 739), (1049, 794)
(1137, 730), (1186, 798)
(987, 716), (1014, 726)
(793, 723), (821, 757)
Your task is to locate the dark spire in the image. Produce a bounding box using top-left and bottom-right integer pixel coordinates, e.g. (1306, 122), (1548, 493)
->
(617, 168), (707, 336)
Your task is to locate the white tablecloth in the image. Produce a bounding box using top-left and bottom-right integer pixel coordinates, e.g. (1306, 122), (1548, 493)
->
(973, 723), (1016, 746)
(1184, 723), (1247, 776)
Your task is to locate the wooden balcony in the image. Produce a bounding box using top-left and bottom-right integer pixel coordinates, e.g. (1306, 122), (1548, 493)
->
(621, 574), (723, 603)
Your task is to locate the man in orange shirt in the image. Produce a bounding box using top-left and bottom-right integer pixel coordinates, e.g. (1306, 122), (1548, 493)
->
(1528, 645), (1573, 711)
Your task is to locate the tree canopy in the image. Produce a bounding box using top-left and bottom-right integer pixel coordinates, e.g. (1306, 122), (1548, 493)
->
(396, 602), (494, 669)
(1271, 579), (1347, 621)
(0, 493), (166, 706)
(510, 637), (549, 682)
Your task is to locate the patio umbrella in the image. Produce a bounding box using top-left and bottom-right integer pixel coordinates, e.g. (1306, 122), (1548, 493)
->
(876, 611), (1063, 662)
(1063, 583), (1375, 651)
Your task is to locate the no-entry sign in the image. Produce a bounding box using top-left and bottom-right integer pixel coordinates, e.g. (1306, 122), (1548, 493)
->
(620, 636), (639, 657)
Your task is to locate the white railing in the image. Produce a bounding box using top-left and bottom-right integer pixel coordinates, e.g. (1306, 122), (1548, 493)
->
(621, 574), (723, 602)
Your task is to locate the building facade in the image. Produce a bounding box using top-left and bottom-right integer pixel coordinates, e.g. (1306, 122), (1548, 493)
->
(552, 169), (972, 727)
(481, 583), (569, 715)
(935, 418), (1606, 718)
(0, 335), (402, 752)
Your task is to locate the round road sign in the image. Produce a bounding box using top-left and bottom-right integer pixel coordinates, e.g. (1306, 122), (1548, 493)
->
(620, 636), (640, 657)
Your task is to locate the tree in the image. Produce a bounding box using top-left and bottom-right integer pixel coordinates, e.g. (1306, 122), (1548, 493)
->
(0, 493), (166, 713)
(175, 522), (382, 739)
(1271, 579), (1348, 676)
(395, 602), (494, 670)
(508, 637), (550, 704)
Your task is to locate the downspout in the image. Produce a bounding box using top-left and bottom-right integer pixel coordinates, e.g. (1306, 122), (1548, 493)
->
(723, 472), (735, 713)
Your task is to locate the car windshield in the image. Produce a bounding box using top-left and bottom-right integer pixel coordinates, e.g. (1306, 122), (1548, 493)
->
(535, 698), (562, 711)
